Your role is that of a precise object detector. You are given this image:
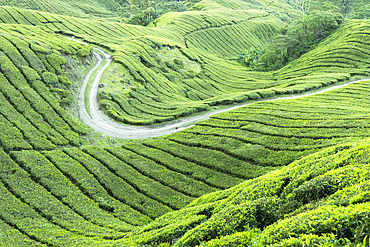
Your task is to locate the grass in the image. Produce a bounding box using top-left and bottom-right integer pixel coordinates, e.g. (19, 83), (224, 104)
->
(99, 61), (137, 101)
(64, 50), (96, 119)
(85, 52), (106, 117)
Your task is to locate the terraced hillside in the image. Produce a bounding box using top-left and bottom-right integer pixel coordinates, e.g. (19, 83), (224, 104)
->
(3, 76), (370, 244)
(0, 0), (370, 246)
(126, 139), (370, 246)
(166, 78), (370, 167)
(1, 4), (368, 126)
(0, 3), (300, 125)
(0, 0), (117, 18)
(0, 34), (370, 246)
(0, 23), (91, 151)
(2, 137), (369, 245)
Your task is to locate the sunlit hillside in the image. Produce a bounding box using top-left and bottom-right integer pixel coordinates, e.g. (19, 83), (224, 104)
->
(125, 139), (370, 246)
(0, 0), (118, 17)
(0, 0), (369, 246)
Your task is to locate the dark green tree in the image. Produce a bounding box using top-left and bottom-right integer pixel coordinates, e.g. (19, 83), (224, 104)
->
(118, 0), (187, 26)
(239, 11), (343, 71)
(340, 0), (354, 18)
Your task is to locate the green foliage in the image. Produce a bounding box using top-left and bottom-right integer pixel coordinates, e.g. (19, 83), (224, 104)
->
(292, 11), (343, 49)
(0, 149), (121, 245)
(63, 147), (152, 226)
(30, 43), (49, 54)
(238, 46), (265, 68)
(42, 71), (59, 86)
(340, 0), (355, 17)
(82, 146), (174, 218)
(0, 0), (117, 18)
(241, 11), (343, 71)
(21, 66), (41, 82)
(126, 7), (157, 26)
(0, 2), (370, 246)
(313, 0), (370, 20)
(173, 58), (184, 67)
(119, 0), (187, 26)
(123, 142), (241, 189)
(124, 140), (370, 246)
(47, 53), (66, 74)
(50, 87), (73, 106)
(108, 146), (216, 197)
(77, 47), (92, 57)
(57, 75), (72, 88)
(0, 23), (88, 153)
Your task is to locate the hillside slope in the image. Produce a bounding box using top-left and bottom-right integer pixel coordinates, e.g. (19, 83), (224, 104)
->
(2, 138), (368, 245)
(0, 0), (118, 18)
(2, 4), (367, 127)
(0, 22), (370, 246)
(1, 4), (367, 126)
(0, 23), (91, 152)
(124, 139), (370, 246)
(0, 0), (369, 246)
(0, 4), (299, 125)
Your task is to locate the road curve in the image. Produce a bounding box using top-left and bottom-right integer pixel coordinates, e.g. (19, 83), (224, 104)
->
(71, 38), (370, 139)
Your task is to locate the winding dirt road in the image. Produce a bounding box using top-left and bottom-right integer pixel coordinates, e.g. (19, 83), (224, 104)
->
(72, 39), (369, 139)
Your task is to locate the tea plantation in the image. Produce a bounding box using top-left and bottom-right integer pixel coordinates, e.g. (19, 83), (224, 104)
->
(0, 0), (370, 246)
(0, 0), (118, 18)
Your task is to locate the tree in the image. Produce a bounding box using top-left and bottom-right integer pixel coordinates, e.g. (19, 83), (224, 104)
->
(273, 34), (298, 60)
(118, 0), (187, 26)
(290, 0), (312, 21)
(340, 0), (354, 18)
(238, 11), (343, 71)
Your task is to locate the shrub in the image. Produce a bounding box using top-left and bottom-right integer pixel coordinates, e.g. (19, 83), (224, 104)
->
(47, 53), (66, 74)
(240, 11), (343, 71)
(30, 43), (49, 54)
(58, 75), (72, 88)
(173, 58), (184, 67)
(41, 71), (58, 86)
(21, 66), (41, 82)
(77, 47), (92, 57)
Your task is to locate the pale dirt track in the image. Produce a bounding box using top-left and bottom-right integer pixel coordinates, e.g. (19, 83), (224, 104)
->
(70, 38), (369, 139)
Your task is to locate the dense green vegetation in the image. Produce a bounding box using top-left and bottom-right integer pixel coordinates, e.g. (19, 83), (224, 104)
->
(170, 79), (370, 167)
(0, 0), (118, 18)
(239, 10), (343, 71)
(0, 2), (298, 125)
(1, 1), (367, 126)
(0, 0), (370, 245)
(0, 23), (90, 151)
(2, 137), (369, 245)
(314, 0), (370, 19)
(118, 0), (188, 26)
(124, 139), (370, 246)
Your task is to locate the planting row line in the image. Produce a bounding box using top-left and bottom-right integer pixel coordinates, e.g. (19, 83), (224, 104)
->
(187, 15), (281, 57)
(0, 52), (82, 147)
(0, 149), (124, 245)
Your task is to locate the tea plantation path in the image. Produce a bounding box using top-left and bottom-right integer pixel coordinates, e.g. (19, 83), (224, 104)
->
(72, 38), (370, 139)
